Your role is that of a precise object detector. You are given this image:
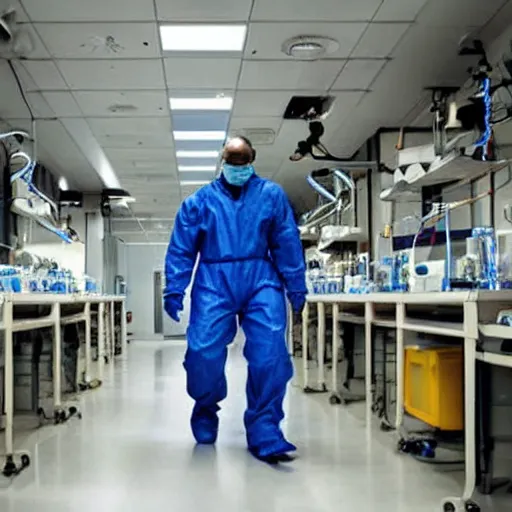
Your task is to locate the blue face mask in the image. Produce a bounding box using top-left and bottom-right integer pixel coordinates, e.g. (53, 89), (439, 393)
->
(222, 163), (254, 187)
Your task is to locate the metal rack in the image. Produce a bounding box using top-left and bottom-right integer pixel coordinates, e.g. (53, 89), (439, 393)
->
(305, 290), (512, 512)
(0, 293), (126, 477)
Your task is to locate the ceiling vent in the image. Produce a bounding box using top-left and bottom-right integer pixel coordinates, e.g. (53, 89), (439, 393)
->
(108, 104), (138, 114)
(282, 36), (339, 61)
(284, 96), (335, 121)
(231, 128), (275, 145)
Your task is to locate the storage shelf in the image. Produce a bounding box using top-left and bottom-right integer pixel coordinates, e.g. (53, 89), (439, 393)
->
(479, 324), (512, 340)
(338, 313), (365, 325)
(475, 351), (512, 369)
(401, 317), (465, 338)
(381, 153), (508, 203)
(61, 313), (87, 325)
(373, 317), (396, 328)
(12, 317), (54, 332)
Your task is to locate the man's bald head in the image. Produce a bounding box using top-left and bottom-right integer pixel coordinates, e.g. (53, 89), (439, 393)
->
(223, 136), (254, 165)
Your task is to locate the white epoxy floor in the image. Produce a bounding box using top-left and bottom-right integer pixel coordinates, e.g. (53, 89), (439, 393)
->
(0, 341), (510, 511)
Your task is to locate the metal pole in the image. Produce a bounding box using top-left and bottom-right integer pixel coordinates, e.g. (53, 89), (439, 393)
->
(52, 303), (62, 409)
(98, 302), (105, 380)
(3, 298), (14, 458)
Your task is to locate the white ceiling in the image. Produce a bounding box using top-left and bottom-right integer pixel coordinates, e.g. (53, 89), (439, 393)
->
(0, 0), (510, 243)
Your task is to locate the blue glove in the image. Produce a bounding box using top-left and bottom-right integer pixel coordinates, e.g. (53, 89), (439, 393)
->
(288, 292), (306, 314)
(164, 294), (184, 322)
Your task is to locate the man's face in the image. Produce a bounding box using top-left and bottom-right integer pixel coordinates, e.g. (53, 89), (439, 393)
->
(223, 138), (253, 166)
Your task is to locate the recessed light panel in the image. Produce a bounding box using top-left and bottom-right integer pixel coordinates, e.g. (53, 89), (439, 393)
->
(170, 97), (233, 111)
(176, 150), (220, 158)
(178, 166), (217, 172)
(173, 131), (226, 141)
(160, 25), (247, 52)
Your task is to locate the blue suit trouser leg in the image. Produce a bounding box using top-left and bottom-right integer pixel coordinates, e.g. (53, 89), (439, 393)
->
(241, 286), (295, 458)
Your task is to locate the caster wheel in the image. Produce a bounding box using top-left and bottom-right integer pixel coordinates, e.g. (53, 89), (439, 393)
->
(329, 395), (342, 405)
(443, 504), (456, 512)
(2, 457), (17, 477)
(465, 502), (480, 512)
(20, 455), (30, 468)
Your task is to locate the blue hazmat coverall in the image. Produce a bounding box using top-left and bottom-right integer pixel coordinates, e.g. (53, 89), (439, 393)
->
(164, 174), (306, 459)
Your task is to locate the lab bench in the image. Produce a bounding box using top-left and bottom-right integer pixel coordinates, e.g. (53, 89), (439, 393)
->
(303, 290), (512, 512)
(0, 293), (127, 477)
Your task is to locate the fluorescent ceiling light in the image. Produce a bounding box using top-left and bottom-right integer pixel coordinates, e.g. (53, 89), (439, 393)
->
(160, 25), (246, 52)
(176, 150), (220, 158)
(174, 131), (226, 141)
(181, 181), (211, 186)
(178, 165), (217, 172)
(170, 97), (233, 111)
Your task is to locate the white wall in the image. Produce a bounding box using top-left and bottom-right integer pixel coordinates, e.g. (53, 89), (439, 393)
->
(85, 211), (104, 283)
(125, 244), (166, 338)
(22, 210), (86, 276)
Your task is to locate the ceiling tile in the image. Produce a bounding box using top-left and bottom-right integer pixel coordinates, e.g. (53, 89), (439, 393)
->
(88, 117), (171, 135)
(20, 0), (155, 21)
(351, 23), (411, 58)
(98, 132), (174, 149)
(24, 92), (57, 118)
(73, 91), (168, 117)
(373, 0), (429, 21)
(35, 119), (102, 190)
(57, 59), (165, 90)
(244, 22), (367, 60)
(229, 116), (283, 132)
(105, 148), (175, 162)
(21, 61), (68, 91)
(41, 91), (83, 117)
(233, 90), (312, 117)
(17, 22), (51, 58)
(238, 60), (344, 91)
(251, 0), (382, 21)
(322, 91), (367, 130)
(156, 0), (252, 21)
(331, 59), (386, 90)
(34, 23), (160, 59)
(7, 1), (29, 22)
(164, 58), (241, 89)
(417, 0), (506, 27)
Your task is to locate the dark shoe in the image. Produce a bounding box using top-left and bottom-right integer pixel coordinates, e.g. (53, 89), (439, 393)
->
(191, 406), (219, 445)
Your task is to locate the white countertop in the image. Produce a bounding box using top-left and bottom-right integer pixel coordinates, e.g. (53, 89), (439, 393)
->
(1, 293), (126, 305)
(307, 290), (512, 305)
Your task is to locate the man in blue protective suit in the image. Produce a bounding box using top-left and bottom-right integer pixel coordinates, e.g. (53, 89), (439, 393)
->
(163, 136), (307, 463)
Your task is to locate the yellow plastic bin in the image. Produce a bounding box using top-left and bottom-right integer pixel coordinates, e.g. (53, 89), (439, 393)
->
(404, 346), (463, 431)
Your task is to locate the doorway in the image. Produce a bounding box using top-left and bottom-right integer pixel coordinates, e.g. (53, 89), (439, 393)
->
(154, 271), (163, 334)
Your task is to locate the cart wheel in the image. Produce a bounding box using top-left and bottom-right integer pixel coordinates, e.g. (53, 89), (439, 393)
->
(329, 395), (342, 405)
(20, 455), (30, 468)
(465, 502), (480, 512)
(2, 457), (17, 477)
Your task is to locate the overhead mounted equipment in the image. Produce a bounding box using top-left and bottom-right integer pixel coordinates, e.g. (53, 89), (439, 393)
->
(290, 121), (379, 169)
(284, 96), (335, 121)
(380, 40), (512, 203)
(101, 188), (135, 217)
